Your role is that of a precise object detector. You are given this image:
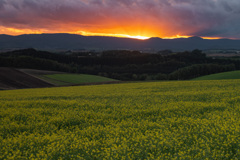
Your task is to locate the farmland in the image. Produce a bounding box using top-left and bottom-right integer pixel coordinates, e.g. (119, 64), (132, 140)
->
(0, 68), (53, 90)
(1, 80), (240, 159)
(0, 68), (119, 90)
(41, 74), (119, 86)
(193, 70), (240, 80)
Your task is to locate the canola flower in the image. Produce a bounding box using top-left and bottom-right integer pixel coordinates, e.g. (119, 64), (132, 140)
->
(0, 80), (240, 159)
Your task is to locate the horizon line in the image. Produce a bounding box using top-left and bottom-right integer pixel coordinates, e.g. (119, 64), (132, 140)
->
(0, 33), (239, 40)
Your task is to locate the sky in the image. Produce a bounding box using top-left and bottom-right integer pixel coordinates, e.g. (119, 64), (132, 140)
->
(0, 0), (240, 39)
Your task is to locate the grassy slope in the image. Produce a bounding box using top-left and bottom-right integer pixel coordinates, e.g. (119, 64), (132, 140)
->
(41, 74), (118, 85)
(39, 75), (70, 86)
(1, 80), (240, 159)
(193, 70), (240, 80)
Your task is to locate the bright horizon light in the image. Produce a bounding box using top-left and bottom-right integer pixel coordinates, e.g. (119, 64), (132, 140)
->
(126, 35), (150, 40)
(1, 26), (236, 40)
(1, 1), (240, 40)
(74, 31), (150, 40)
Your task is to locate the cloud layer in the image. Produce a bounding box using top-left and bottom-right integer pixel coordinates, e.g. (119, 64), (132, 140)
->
(1, 0), (240, 38)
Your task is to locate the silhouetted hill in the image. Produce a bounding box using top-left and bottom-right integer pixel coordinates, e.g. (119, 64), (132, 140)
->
(0, 34), (240, 51)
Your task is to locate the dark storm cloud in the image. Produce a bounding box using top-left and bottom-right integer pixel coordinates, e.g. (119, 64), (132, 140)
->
(0, 0), (240, 38)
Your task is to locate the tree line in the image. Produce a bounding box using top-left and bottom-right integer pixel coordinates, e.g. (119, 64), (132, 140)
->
(0, 48), (239, 80)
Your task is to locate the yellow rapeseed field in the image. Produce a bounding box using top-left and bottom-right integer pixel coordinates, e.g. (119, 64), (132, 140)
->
(1, 80), (240, 159)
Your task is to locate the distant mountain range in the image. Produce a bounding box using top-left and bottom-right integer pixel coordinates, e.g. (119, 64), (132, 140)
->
(0, 34), (240, 52)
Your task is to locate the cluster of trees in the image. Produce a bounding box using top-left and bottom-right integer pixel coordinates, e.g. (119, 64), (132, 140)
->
(0, 56), (74, 72)
(0, 48), (239, 80)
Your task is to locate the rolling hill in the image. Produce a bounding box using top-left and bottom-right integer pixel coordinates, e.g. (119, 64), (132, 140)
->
(41, 74), (119, 86)
(0, 68), (53, 90)
(0, 68), (119, 90)
(193, 70), (240, 80)
(1, 80), (240, 159)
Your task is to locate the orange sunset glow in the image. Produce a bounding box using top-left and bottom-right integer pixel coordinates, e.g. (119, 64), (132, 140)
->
(0, 26), (225, 40)
(1, 0), (240, 40)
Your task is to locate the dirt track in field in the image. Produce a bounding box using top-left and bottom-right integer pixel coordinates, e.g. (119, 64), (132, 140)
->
(0, 68), (53, 90)
(0, 68), (123, 90)
(19, 69), (64, 75)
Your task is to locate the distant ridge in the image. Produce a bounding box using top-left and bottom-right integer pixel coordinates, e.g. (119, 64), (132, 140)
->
(0, 34), (240, 51)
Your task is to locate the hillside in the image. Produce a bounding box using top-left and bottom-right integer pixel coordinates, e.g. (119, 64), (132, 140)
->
(1, 48), (239, 81)
(193, 70), (240, 80)
(0, 68), (119, 90)
(1, 80), (240, 159)
(41, 74), (119, 86)
(20, 69), (119, 85)
(0, 68), (53, 90)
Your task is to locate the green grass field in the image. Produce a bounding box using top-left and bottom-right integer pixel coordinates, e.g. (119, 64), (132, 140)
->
(193, 70), (240, 80)
(1, 80), (240, 159)
(41, 74), (118, 85)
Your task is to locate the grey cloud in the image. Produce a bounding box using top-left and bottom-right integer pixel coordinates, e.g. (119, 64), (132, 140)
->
(1, 0), (240, 38)
(221, 1), (233, 12)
